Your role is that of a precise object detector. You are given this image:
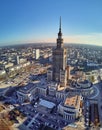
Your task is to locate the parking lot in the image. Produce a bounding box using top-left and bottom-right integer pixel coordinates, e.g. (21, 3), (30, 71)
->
(13, 98), (69, 130)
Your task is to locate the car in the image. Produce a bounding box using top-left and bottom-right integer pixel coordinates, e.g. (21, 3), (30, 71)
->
(35, 125), (39, 128)
(38, 122), (40, 125)
(64, 122), (67, 125)
(86, 119), (89, 122)
(42, 114), (45, 117)
(85, 122), (89, 126)
(34, 105), (37, 107)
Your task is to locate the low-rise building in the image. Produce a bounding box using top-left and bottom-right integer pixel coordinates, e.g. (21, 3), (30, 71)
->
(73, 79), (94, 97)
(5, 62), (14, 69)
(17, 83), (37, 102)
(0, 70), (6, 76)
(17, 82), (47, 102)
(58, 93), (82, 121)
(48, 82), (58, 96)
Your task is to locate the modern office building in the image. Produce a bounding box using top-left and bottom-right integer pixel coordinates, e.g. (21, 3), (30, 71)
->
(15, 55), (20, 65)
(35, 49), (40, 60)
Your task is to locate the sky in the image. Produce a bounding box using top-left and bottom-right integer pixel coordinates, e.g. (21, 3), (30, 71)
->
(0, 0), (102, 46)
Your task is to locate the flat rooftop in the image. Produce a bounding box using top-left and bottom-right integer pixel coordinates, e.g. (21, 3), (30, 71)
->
(78, 80), (89, 84)
(39, 99), (55, 109)
(64, 94), (81, 109)
(19, 83), (36, 94)
(0, 119), (12, 130)
(19, 81), (47, 94)
(0, 83), (10, 89)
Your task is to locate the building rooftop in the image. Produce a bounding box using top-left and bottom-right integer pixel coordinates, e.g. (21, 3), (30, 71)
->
(78, 79), (89, 84)
(76, 79), (92, 89)
(64, 94), (81, 109)
(19, 80), (47, 94)
(19, 83), (36, 94)
(62, 124), (84, 130)
(0, 83), (11, 89)
(39, 98), (55, 109)
(0, 119), (13, 130)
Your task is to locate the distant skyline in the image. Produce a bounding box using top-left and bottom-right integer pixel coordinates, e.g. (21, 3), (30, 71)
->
(0, 0), (102, 46)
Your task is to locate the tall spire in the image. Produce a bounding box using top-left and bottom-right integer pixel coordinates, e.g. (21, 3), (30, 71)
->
(57, 16), (63, 49)
(59, 16), (61, 32)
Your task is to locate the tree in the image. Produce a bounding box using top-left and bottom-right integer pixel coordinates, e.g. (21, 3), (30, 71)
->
(90, 75), (95, 83)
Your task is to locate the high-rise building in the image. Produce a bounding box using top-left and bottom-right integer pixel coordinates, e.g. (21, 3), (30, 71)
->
(35, 49), (40, 60)
(14, 55), (20, 65)
(16, 55), (20, 65)
(47, 17), (68, 87)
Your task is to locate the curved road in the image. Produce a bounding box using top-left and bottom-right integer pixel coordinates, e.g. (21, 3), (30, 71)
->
(90, 85), (99, 99)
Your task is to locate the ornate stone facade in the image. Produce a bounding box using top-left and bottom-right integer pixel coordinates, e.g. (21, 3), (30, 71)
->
(52, 17), (67, 86)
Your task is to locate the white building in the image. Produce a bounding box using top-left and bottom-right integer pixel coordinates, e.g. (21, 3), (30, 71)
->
(35, 49), (40, 59)
(58, 93), (82, 121)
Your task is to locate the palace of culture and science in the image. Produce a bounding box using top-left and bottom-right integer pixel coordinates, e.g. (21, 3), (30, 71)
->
(17, 18), (96, 122)
(47, 17), (69, 87)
